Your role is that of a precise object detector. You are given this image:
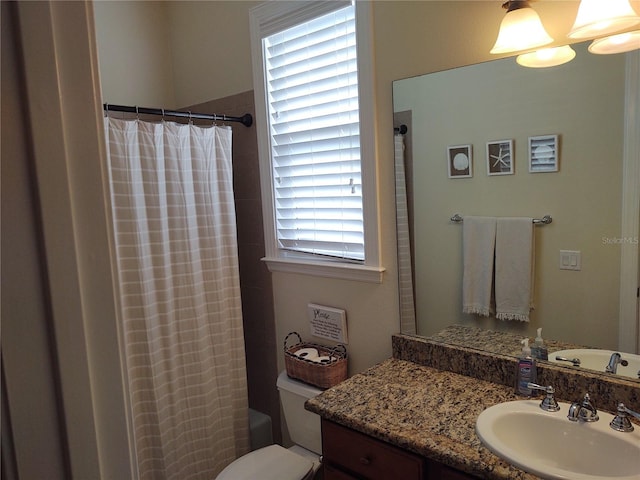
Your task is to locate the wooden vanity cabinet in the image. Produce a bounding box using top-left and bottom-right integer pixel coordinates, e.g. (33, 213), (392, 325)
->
(321, 419), (476, 480)
(429, 463), (479, 480)
(321, 419), (427, 479)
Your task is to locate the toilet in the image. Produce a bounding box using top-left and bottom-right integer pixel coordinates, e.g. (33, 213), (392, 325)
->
(216, 371), (322, 480)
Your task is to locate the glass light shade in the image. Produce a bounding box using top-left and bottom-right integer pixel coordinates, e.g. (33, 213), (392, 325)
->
(490, 7), (554, 54)
(568, 0), (640, 39)
(588, 30), (640, 54)
(516, 45), (577, 68)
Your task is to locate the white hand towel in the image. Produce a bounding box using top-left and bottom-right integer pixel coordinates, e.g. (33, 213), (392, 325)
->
(495, 217), (535, 322)
(462, 216), (497, 317)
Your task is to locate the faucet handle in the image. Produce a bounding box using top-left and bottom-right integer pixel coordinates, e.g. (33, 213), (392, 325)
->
(555, 356), (581, 367)
(568, 393), (599, 422)
(610, 403), (640, 432)
(581, 393), (596, 409)
(527, 383), (561, 412)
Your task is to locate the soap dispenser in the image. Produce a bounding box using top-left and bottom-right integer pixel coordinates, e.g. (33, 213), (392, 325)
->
(531, 328), (549, 360)
(515, 338), (536, 397)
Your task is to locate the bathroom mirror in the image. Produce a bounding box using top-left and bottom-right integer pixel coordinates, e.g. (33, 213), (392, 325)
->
(393, 41), (639, 380)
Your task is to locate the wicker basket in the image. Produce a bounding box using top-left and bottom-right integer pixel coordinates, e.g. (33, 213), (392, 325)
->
(283, 332), (348, 389)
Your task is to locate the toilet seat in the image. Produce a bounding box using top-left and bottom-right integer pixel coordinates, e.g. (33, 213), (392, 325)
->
(216, 444), (314, 480)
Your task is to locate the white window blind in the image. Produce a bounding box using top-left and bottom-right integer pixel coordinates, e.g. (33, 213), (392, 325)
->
(264, 4), (363, 262)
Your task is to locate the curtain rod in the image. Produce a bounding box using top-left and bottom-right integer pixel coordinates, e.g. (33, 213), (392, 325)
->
(103, 103), (253, 127)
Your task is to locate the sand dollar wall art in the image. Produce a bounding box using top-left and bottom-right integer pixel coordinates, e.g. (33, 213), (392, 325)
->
(447, 144), (473, 178)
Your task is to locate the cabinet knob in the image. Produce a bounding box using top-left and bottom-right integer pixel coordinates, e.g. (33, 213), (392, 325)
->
(359, 456), (371, 465)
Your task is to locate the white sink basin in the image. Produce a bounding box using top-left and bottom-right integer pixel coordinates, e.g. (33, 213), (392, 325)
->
(550, 349), (640, 379)
(476, 400), (640, 480)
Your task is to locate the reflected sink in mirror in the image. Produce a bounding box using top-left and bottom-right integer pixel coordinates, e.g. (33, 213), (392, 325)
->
(425, 325), (640, 384)
(476, 400), (640, 480)
(550, 349), (640, 380)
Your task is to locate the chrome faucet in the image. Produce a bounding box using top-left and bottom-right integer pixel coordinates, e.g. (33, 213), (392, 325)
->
(610, 403), (640, 432)
(567, 393), (599, 422)
(527, 383), (560, 412)
(554, 356), (581, 367)
(605, 352), (628, 374)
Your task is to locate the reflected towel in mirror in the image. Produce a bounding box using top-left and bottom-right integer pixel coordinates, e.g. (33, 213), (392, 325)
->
(462, 217), (497, 316)
(495, 217), (535, 322)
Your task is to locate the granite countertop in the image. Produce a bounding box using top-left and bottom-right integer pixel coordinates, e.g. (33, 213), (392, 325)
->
(428, 324), (585, 358)
(305, 358), (541, 480)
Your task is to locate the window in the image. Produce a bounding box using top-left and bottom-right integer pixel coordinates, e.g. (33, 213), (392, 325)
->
(266, 5), (361, 261)
(250, 1), (382, 282)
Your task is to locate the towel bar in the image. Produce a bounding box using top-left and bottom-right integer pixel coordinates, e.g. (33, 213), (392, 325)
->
(450, 214), (552, 225)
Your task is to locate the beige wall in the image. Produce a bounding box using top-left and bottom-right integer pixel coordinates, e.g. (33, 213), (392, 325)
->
(95, 0), (636, 373)
(2, 3), (69, 477)
(6, 1), (133, 478)
(94, 0), (261, 108)
(94, 0), (176, 107)
(394, 43), (624, 347)
(165, 1), (261, 106)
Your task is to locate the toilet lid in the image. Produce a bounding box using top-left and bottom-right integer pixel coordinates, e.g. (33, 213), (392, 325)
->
(216, 444), (313, 480)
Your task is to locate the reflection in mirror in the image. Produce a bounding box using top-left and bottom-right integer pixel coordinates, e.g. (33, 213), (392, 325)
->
(430, 325), (640, 381)
(393, 42), (640, 377)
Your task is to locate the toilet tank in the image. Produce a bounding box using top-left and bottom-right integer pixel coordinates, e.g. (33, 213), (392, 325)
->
(276, 370), (322, 455)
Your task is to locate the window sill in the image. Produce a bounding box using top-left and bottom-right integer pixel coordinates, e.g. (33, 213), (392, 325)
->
(262, 257), (385, 284)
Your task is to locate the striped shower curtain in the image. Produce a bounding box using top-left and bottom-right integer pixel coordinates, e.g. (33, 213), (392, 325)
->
(395, 132), (416, 334)
(104, 117), (250, 480)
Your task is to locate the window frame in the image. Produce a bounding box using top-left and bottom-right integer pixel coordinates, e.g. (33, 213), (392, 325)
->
(250, 0), (383, 283)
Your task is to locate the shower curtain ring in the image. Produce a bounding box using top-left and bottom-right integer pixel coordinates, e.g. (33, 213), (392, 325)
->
(135, 105), (139, 119)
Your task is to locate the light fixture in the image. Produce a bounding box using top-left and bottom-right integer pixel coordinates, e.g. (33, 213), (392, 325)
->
(516, 45), (577, 68)
(568, 0), (640, 39)
(490, 1), (554, 54)
(588, 30), (640, 54)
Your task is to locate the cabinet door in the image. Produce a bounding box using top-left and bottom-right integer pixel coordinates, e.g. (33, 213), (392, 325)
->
(321, 419), (427, 480)
(323, 463), (359, 480)
(429, 461), (477, 480)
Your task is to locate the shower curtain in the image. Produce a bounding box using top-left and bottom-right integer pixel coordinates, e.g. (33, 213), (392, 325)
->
(104, 117), (250, 480)
(394, 132), (417, 334)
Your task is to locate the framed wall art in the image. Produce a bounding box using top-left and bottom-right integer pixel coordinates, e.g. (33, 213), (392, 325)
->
(486, 139), (514, 176)
(529, 134), (559, 173)
(447, 144), (472, 178)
